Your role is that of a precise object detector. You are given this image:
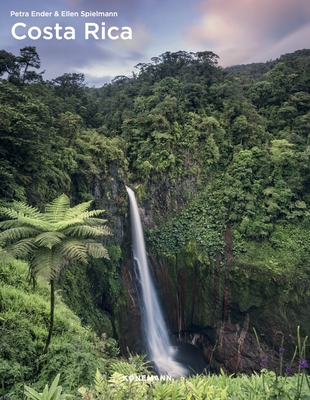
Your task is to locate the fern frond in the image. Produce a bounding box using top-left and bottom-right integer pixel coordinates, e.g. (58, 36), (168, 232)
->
(0, 203), (42, 221)
(59, 240), (88, 264)
(0, 227), (40, 244)
(63, 200), (93, 219)
(44, 194), (70, 223)
(62, 225), (111, 238)
(34, 232), (66, 249)
(109, 361), (137, 375)
(94, 369), (106, 393)
(18, 216), (54, 232)
(86, 242), (110, 259)
(63, 209), (106, 225)
(0, 219), (24, 230)
(0, 207), (20, 219)
(30, 247), (63, 280)
(83, 218), (108, 226)
(11, 238), (37, 258)
(77, 209), (106, 219)
(55, 216), (109, 232)
(12, 201), (41, 218)
(52, 218), (85, 231)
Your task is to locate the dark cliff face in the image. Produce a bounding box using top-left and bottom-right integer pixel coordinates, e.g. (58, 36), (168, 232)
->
(136, 247), (308, 374)
(92, 162), (128, 246)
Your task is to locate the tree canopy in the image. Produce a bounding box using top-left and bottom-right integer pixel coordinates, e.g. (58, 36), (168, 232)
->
(1, 45), (310, 396)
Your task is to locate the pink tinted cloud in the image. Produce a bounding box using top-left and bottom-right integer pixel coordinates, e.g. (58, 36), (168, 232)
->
(187, 0), (310, 65)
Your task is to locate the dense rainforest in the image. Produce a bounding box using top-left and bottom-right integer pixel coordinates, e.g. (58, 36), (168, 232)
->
(1, 46), (310, 398)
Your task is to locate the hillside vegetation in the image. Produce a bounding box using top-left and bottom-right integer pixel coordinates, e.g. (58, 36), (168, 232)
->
(1, 46), (310, 397)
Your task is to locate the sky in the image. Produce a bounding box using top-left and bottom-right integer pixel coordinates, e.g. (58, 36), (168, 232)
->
(1, 0), (310, 87)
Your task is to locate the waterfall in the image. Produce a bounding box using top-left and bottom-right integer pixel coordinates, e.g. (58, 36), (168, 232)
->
(126, 186), (186, 376)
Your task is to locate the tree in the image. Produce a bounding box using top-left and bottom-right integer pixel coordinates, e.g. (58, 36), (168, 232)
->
(0, 81), (69, 205)
(0, 50), (19, 79)
(0, 194), (110, 353)
(18, 46), (42, 84)
(52, 73), (85, 97)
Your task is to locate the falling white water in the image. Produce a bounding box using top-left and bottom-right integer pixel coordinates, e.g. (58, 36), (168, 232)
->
(126, 186), (187, 377)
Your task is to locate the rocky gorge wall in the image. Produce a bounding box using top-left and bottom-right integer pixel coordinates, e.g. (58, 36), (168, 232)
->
(146, 250), (310, 374)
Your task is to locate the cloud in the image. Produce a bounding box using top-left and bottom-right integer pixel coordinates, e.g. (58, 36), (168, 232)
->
(105, 22), (152, 53)
(67, 23), (152, 86)
(253, 22), (310, 64)
(64, 0), (143, 23)
(187, 0), (310, 65)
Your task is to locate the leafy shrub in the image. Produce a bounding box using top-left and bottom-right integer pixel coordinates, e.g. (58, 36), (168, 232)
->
(24, 374), (71, 400)
(0, 258), (116, 399)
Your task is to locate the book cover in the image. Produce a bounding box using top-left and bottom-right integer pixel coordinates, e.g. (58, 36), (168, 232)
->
(1, 0), (310, 398)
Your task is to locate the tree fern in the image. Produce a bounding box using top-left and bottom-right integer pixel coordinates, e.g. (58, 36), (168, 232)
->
(0, 194), (110, 353)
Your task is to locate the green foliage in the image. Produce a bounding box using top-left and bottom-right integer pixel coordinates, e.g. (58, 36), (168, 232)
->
(75, 368), (310, 399)
(56, 260), (114, 336)
(0, 46), (43, 85)
(0, 258), (113, 399)
(234, 222), (310, 278)
(0, 194), (116, 399)
(77, 354), (151, 399)
(0, 194), (111, 356)
(147, 179), (226, 261)
(2, 45), (310, 399)
(24, 374), (71, 400)
(0, 194), (110, 281)
(56, 243), (123, 338)
(252, 326), (310, 400)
